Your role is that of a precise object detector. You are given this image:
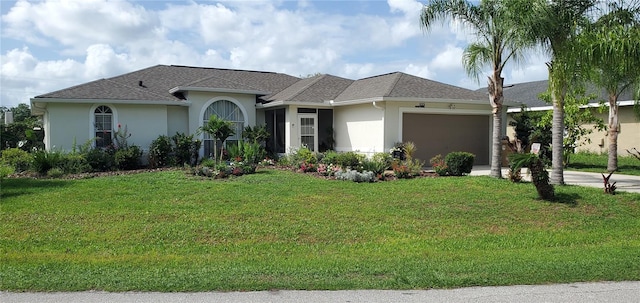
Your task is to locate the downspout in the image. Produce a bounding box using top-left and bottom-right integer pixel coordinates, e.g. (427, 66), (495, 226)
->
(372, 101), (384, 110)
(372, 101), (385, 156)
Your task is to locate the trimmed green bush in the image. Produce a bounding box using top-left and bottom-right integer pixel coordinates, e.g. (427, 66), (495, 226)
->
(59, 153), (91, 174)
(85, 148), (115, 172)
(46, 167), (64, 178)
(114, 146), (142, 170)
(320, 150), (339, 165)
(335, 151), (363, 170)
(445, 152), (475, 176)
(1, 148), (32, 172)
(149, 135), (173, 168)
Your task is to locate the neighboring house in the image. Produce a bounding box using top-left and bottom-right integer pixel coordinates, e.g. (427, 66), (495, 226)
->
(501, 80), (639, 154)
(31, 65), (495, 164)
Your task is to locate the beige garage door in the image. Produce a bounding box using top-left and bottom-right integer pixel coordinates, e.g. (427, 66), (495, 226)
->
(403, 113), (490, 165)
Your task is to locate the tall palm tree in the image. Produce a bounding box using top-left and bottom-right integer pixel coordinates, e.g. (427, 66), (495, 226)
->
(420, 0), (529, 179)
(582, 1), (640, 172)
(512, 0), (598, 185)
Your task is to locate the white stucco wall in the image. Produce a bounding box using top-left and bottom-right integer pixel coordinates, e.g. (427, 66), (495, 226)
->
(333, 103), (385, 156)
(115, 104), (168, 152)
(167, 106), (189, 136)
(44, 103), (92, 150)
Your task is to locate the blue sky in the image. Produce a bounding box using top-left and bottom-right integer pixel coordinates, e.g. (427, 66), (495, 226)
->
(0, 0), (549, 108)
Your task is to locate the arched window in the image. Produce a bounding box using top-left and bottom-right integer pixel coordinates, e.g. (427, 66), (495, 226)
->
(202, 100), (245, 158)
(94, 105), (113, 148)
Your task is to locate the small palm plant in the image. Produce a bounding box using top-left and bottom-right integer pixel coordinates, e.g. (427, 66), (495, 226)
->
(199, 115), (235, 164)
(509, 153), (555, 201)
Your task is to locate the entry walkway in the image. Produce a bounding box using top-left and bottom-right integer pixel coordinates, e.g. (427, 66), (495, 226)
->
(470, 166), (640, 193)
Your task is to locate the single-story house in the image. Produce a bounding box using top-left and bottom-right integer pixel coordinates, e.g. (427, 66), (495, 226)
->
(502, 80), (639, 154)
(30, 65), (497, 164)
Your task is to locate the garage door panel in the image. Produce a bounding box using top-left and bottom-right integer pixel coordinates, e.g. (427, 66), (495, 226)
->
(403, 114), (489, 165)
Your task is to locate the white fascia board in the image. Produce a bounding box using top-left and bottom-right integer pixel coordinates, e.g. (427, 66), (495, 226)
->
(170, 86), (269, 95)
(507, 100), (637, 113)
(30, 97), (191, 107)
(384, 97), (487, 105)
(257, 100), (334, 108)
(400, 107), (491, 116)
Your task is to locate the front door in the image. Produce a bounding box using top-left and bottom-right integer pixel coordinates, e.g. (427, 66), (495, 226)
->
(299, 114), (318, 151)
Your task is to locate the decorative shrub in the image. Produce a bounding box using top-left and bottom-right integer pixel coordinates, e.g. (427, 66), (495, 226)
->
(335, 151), (363, 170)
(32, 149), (63, 175)
(445, 152), (475, 176)
(59, 153), (91, 174)
(371, 152), (393, 170)
(85, 148), (115, 172)
(429, 154), (448, 176)
(172, 133), (200, 166)
(1, 148), (32, 172)
(114, 145), (142, 170)
(335, 169), (375, 183)
(391, 161), (412, 179)
(299, 161), (317, 172)
(317, 163), (341, 176)
(320, 150), (339, 165)
(0, 164), (15, 180)
(361, 157), (387, 176)
(201, 158), (216, 168)
(149, 135), (173, 168)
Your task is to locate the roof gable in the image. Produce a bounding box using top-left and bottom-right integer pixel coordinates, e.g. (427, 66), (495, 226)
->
(334, 72), (486, 102)
(266, 74), (354, 103)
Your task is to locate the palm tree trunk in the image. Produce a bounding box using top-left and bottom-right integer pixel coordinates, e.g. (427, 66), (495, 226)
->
(607, 94), (619, 172)
(488, 74), (504, 178)
(548, 65), (565, 185)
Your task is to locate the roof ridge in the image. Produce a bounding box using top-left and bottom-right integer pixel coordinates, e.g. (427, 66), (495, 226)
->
(287, 74), (328, 101)
(169, 64), (287, 76)
(384, 72), (404, 97)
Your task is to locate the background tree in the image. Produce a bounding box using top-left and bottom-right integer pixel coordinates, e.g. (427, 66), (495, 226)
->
(0, 103), (43, 150)
(580, 0), (640, 172)
(539, 87), (605, 166)
(421, 0), (529, 178)
(512, 0), (598, 184)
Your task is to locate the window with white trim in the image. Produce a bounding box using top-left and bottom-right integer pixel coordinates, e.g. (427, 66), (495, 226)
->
(94, 105), (113, 148)
(202, 100), (245, 158)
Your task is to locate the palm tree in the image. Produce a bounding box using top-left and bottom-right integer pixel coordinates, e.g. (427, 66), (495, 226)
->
(581, 1), (640, 172)
(200, 114), (235, 164)
(512, 0), (598, 185)
(420, 0), (529, 179)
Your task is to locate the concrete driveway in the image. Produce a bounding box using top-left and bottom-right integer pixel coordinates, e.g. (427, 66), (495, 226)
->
(2, 281), (639, 303)
(470, 167), (640, 193)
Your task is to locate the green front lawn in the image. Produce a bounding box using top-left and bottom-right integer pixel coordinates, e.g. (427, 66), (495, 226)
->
(1, 169), (639, 291)
(567, 152), (640, 175)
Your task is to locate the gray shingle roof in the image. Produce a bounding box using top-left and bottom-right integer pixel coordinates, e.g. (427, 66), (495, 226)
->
(36, 65), (300, 102)
(266, 74), (354, 103)
(334, 72), (487, 102)
(480, 80), (638, 109)
(35, 65), (492, 105)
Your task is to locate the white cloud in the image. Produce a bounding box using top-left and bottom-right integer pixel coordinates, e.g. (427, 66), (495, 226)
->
(430, 45), (464, 71)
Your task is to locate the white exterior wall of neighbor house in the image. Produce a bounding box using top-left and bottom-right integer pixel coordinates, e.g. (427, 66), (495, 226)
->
(44, 103), (92, 150)
(333, 103), (385, 157)
(578, 107), (640, 154)
(506, 106), (639, 155)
